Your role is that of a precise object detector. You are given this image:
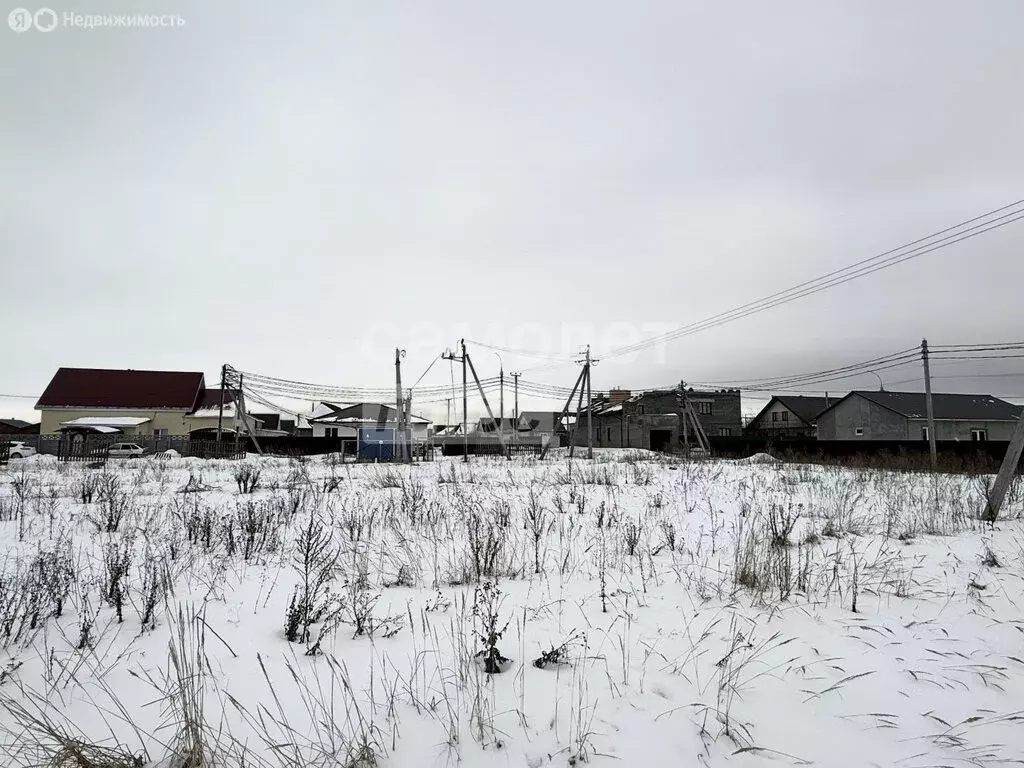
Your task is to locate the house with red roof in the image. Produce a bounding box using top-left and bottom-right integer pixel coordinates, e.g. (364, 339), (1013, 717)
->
(35, 368), (253, 437)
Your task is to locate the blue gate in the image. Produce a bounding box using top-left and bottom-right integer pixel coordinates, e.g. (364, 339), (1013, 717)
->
(358, 428), (395, 461)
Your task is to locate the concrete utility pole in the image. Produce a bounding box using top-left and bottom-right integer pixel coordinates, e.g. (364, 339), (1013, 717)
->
(986, 406), (1024, 521)
(442, 343), (469, 461)
(462, 339), (468, 462)
(216, 364), (226, 446)
(394, 348), (406, 462)
(586, 345), (593, 460)
(511, 371), (520, 444)
(921, 339), (938, 469)
(494, 352), (504, 443)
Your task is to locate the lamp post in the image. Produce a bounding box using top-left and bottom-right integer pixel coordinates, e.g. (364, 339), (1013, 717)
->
(868, 371), (885, 391)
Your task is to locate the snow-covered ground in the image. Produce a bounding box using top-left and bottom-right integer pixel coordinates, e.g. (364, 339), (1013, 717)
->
(0, 450), (1022, 767)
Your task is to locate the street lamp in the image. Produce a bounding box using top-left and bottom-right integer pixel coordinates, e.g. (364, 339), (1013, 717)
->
(868, 371), (885, 391)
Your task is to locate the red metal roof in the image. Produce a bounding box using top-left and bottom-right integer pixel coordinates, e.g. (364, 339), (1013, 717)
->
(36, 368), (206, 410)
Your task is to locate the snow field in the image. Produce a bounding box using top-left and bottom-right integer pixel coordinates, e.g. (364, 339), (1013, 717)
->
(0, 450), (1022, 767)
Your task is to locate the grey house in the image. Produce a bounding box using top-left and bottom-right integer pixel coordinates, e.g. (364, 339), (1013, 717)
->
(816, 391), (1022, 441)
(573, 387), (742, 452)
(747, 396), (831, 438)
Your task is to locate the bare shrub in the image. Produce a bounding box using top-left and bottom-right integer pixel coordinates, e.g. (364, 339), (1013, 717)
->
(287, 514), (341, 643)
(233, 463), (262, 494)
(473, 580), (510, 673)
(101, 538), (132, 623)
(622, 517), (642, 557)
(658, 520), (677, 552)
(78, 474), (101, 504)
(767, 503), (800, 547)
(533, 629), (586, 669)
(466, 508), (504, 584)
(233, 499), (281, 561)
(525, 486), (549, 574)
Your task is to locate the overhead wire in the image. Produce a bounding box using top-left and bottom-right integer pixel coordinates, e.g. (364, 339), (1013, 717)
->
(600, 200), (1024, 359)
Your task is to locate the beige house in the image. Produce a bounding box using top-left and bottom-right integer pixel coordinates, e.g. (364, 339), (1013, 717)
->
(36, 367), (253, 438)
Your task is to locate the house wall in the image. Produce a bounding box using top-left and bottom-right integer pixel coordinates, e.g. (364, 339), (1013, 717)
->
(816, 396), (908, 440)
(185, 415), (244, 434)
(311, 421), (430, 439)
(629, 390), (742, 438)
(578, 412), (679, 450)
(750, 401), (815, 436)
(39, 408), (192, 436)
(905, 418), (1018, 441)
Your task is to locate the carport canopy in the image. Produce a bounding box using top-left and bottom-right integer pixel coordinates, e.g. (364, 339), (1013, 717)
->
(58, 416), (150, 433)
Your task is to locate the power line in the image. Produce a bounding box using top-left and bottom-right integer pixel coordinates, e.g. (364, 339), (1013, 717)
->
(601, 200), (1024, 359)
(690, 347), (919, 390)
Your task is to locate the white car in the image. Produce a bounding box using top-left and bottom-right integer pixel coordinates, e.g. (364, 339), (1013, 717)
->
(107, 442), (145, 458)
(7, 441), (37, 459)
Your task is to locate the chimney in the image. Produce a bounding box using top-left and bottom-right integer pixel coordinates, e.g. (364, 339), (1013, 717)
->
(609, 388), (631, 405)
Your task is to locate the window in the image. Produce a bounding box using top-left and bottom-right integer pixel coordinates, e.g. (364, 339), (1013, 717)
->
(325, 427), (338, 438)
(921, 426), (929, 441)
(698, 401), (713, 416)
(719, 428), (732, 436)
(639, 405), (645, 415)
(781, 412), (789, 422)
(772, 412), (779, 423)
(154, 428), (168, 438)
(854, 427), (864, 437)
(971, 428), (988, 442)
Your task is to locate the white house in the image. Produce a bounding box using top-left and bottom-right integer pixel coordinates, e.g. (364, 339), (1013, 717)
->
(309, 402), (432, 440)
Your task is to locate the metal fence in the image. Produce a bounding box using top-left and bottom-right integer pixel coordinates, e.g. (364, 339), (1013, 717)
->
(57, 439), (110, 463)
(0, 439), (8, 466)
(186, 440), (247, 460)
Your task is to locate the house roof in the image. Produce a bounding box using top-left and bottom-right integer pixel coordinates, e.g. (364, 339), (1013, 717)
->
(193, 388), (241, 410)
(824, 391), (1022, 421)
(60, 416), (151, 428)
(752, 396), (832, 427)
(37, 368), (205, 410)
(0, 418), (33, 430)
(310, 402), (429, 425)
(518, 411), (568, 431)
(250, 412), (280, 430)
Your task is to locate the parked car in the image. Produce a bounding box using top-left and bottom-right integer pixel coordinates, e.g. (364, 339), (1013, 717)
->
(107, 442), (145, 458)
(7, 441), (37, 459)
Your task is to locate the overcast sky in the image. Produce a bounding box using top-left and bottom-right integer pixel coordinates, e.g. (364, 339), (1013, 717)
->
(3, 0), (1023, 423)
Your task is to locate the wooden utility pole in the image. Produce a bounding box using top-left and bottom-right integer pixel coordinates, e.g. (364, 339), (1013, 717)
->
(921, 339), (938, 469)
(986, 408), (1024, 520)
(499, 366), (504, 442)
(217, 364), (226, 445)
(394, 348), (406, 462)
